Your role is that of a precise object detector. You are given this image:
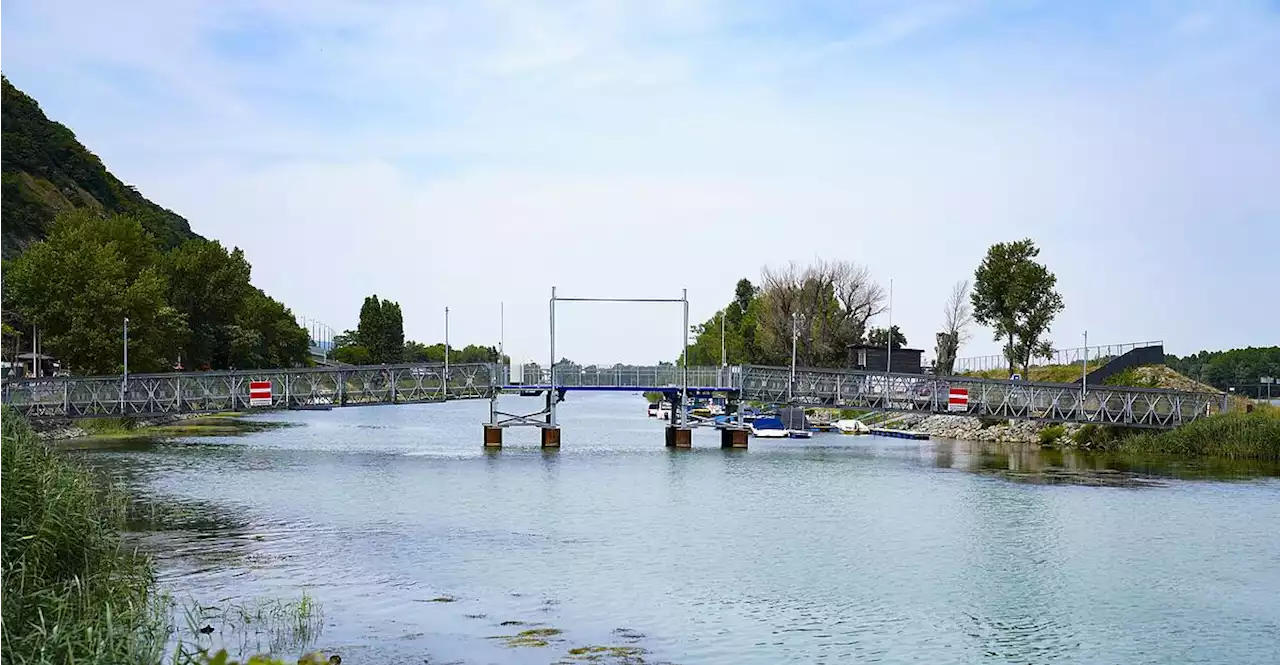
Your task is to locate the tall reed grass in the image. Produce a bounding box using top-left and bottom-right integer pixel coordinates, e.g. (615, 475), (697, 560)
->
(1096, 405), (1280, 460)
(2, 407), (166, 664)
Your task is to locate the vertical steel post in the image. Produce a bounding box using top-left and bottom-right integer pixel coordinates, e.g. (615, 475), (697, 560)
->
(681, 288), (689, 428)
(1081, 330), (1088, 416)
(122, 318), (129, 412)
(789, 312), (797, 402)
(549, 286), (557, 427)
(886, 279), (893, 375)
(444, 307), (450, 401)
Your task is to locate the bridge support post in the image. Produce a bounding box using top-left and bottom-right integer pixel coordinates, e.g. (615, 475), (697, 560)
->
(666, 426), (692, 448)
(720, 427), (748, 448)
(483, 424), (503, 448)
(541, 426), (561, 448)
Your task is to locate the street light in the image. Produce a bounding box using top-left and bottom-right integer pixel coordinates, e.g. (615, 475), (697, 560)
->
(122, 317), (130, 410)
(789, 311), (805, 402)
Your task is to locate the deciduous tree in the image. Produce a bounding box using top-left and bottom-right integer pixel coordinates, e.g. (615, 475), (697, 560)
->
(971, 239), (1064, 375)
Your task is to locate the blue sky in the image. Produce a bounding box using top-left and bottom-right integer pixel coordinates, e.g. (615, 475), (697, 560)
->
(3, 0), (1277, 364)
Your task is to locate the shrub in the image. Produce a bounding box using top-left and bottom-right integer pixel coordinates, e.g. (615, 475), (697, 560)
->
(1038, 424), (1066, 445)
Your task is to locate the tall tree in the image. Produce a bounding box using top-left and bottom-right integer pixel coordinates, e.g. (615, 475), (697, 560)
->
(866, 326), (908, 350)
(971, 239), (1064, 375)
(226, 289), (310, 369)
(758, 259), (885, 367)
(935, 280), (973, 375)
(164, 239), (253, 369)
(2, 210), (187, 373)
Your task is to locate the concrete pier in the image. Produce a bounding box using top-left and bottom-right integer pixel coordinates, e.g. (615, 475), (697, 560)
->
(720, 427), (748, 448)
(666, 426), (692, 448)
(541, 426), (561, 448)
(483, 424), (503, 448)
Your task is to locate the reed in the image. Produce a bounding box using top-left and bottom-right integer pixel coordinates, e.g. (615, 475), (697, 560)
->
(1096, 405), (1280, 460)
(1, 407), (166, 664)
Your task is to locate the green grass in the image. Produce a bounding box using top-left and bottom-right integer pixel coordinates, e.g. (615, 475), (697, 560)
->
(2, 407), (167, 664)
(965, 362), (1100, 383)
(1096, 406), (1280, 460)
(1101, 367), (1159, 388)
(1038, 424), (1066, 445)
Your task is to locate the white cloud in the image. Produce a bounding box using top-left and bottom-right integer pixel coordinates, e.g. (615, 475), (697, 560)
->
(3, 0), (1277, 363)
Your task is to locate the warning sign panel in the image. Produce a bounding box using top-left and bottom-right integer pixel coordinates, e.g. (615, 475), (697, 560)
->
(948, 387), (969, 412)
(249, 380), (273, 407)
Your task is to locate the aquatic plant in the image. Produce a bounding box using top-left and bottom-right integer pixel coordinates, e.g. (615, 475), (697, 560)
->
(1096, 406), (1280, 460)
(1, 407), (168, 664)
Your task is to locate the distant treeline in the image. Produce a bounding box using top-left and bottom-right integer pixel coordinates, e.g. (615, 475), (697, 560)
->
(331, 294), (506, 366)
(1166, 347), (1280, 391)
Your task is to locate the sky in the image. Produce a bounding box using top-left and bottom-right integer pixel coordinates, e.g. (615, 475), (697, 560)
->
(3, 0), (1277, 365)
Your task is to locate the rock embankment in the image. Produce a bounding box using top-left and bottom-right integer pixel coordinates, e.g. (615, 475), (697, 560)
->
(894, 414), (1080, 445)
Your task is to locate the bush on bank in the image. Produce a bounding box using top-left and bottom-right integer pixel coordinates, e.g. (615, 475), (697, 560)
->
(1092, 406), (1280, 460)
(1, 407), (165, 664)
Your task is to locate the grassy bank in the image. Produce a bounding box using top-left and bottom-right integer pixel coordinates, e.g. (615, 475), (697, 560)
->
(1092, 407), (1280, 460)
(2, 407), (165, 663)
(3, 408), (327, 665)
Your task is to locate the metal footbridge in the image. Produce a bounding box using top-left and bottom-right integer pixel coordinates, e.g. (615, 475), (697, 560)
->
(3, 362), (1225, 430)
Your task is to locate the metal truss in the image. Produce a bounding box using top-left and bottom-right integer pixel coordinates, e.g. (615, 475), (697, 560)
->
(3, 362), (1223, 429)
(741, 366), (1224, 429)
(514, 365), (739, 390)
(2, 363), (495, 420)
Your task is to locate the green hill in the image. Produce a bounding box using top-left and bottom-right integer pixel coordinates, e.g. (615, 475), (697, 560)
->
(1, 75), (200, 258)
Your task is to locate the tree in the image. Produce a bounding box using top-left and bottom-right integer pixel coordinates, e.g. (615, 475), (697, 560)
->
(2, 210), (186, 373)
(355, 295), (405, 363)
(866, 326), (908, 350)
(226, 289), (310, 369)
(971, 239), (1064, 375)
(758, 260), (885, 367)
(164, 239), (253, 369)
(935, 280), (973, 375)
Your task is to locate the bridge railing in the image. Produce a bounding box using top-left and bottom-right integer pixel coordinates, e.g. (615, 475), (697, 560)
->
(742, 365), (1222, 428)
(955, 340), (1164, 373)
(1, 362), (498, 420)
(517, 365), (741, 389)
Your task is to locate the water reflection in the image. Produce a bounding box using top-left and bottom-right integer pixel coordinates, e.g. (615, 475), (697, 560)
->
(934, 438), (1280, 486)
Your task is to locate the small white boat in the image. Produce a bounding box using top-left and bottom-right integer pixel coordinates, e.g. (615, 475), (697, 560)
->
(786, 429), (812, 439)
(834, 419), (869, 435)
(656, 401), (672, 420)
(751, 417), (790, 438)
(647, 403), (660, 417)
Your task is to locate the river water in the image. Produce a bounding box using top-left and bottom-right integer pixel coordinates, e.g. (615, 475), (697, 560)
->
(76, 393), (1280, 664)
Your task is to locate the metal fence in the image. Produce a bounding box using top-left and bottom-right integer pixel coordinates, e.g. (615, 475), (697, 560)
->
(1, 363), (496, 420)
(3, 360), (1223, 429)
(742, 365), (1222, 428)
(954, 340), (1164, 374)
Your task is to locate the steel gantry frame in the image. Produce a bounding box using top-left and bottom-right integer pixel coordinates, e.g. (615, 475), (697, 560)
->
(4, 363), (1225, 430)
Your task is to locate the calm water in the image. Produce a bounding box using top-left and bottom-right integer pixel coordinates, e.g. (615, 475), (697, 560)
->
(78, 394), (1280, 664)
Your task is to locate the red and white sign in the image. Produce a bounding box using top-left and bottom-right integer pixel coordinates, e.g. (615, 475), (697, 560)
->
(948, 387), (969, 412)
(249, 381), (273, 407)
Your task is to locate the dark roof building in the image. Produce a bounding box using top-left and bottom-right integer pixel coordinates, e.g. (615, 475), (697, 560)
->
(846, 344), (925, 374)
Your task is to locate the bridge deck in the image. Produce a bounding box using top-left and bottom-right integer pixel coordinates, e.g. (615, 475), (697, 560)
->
(2, 362), (1225, 429)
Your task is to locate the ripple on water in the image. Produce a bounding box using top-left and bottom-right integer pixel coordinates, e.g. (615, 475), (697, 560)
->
(85, 397), (1280, 664)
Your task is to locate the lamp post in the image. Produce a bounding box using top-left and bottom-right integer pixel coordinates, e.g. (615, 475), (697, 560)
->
(1081, 330), (1088, 405)
(122, 317), (129, 410)
(789, 311), (803, 402)
(444, 307), (450, 397)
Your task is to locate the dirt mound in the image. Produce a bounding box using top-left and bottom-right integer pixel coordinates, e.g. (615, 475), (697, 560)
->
(1130, 366), (1220, 393)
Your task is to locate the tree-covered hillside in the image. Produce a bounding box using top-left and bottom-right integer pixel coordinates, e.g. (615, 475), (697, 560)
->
(1, 75), (200, 258)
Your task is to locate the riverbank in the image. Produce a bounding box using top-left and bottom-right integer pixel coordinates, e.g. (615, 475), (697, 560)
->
(2, 408), (165, 663)
(899, 407), (1278, 460)
(1, 409), (328, 665)
(33, 412), (286, 442)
